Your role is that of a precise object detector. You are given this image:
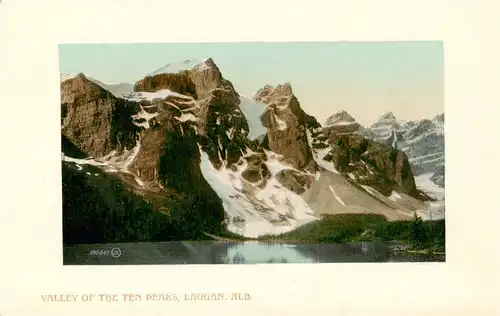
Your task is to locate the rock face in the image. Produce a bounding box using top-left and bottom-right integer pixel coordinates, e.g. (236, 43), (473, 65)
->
(306, 110), (421, 198)
(60, 66), (230, 243)
(330, 133), (419, 197)
(240, 153), (272, 189)
(255, 83), (315, 170)
(322, 110), (364, 142)
(60, 73), (141, 158)
(364, 112), (444, 188)
(430, 164), (445, 187)
(134, 58), (252, 170)
(275, 169), (316, 194)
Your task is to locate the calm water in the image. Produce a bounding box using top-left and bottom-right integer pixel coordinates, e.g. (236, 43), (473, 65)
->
(63, 241), (445, 265)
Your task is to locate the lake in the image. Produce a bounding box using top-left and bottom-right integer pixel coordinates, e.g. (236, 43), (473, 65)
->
(63, 241), (445, 264)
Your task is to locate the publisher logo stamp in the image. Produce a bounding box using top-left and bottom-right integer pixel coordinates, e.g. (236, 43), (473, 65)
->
(110, 247), (122, 258)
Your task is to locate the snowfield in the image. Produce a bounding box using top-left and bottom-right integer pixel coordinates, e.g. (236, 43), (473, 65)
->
(147, 58), (212, 76)
(414, 173), (445, 201)
(122, 89), (193, 102)
(198, 146), (317, 238)
(237, 95), (268, 140)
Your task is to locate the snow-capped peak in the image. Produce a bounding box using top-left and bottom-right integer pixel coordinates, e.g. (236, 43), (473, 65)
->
(432, 113), (444, 124)
(324, 110), (356, 127)
(378, 111), (396, 120)
(369, 111), (407, 131)
(146, 57), (214, 77)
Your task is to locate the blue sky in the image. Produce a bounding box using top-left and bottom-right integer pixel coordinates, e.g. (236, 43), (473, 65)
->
(59, 42), (443, 126)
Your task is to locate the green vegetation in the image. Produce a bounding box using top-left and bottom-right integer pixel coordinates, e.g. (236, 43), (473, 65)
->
(257, 214), (445, 252)
(62, 162), (227, 245)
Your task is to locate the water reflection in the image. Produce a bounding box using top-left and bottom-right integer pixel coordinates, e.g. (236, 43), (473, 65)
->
(63, 241), (444, 265)
(220, 243), (315, 264)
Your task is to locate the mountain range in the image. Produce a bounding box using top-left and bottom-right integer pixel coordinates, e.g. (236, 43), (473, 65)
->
(60, 58), (445, 244)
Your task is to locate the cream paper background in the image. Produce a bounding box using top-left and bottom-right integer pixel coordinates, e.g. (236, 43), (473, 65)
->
(1, 0), (499, 315)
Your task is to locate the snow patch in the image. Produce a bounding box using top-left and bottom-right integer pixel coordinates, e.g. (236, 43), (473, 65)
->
(237, 95), (268, 140)
(274, 114), (287, 130)
(325, 120), (356, 127)
(392, 130), (398, 148)
(132, 106), (158, 129)
(226, 127), (234, 140)
(135, 177), (144, 186)
(328, 185), (346, 207)
(414, 173), (445, 200)
(312, 147), (339, 174)
(123, 89), (191, 102)
(389, 191), (401, 201)
(62, 137), (141, 175)
(176, 113), (198, 122)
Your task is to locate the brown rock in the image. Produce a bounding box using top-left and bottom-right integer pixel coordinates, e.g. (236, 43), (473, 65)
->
(322, 110), (364, 143)
(331, 133), (419, 197)
(255, 83), (315, 170)
(134, 59), (251, 170)
(61, 74), (140, 158)
(134, 72), (197, 98)
(240, 153), (271, 188)
(275, 169), (316, 194)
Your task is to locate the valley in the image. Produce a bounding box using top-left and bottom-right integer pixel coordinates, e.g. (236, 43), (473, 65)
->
(60, 58), (445, 253)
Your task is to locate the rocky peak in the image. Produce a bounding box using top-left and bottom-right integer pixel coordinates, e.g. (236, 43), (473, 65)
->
(365, 111), (407, 146)
(379, 111), (396, 120)
(370, 111), (406, 131)
(254, 83), (295, 109)
(322, 110), (363, 144)
(135, 58), (231, 98)
(273, 82), (293, 95)
(330, 133), (420, 198)
(61, 75), (140, 159)
(134, 58), (250, 170)
(433, 113), (444, 123)
(255, 83), (315, 171)
(324, 110), (356, 126)
(60, 73), (107, 104)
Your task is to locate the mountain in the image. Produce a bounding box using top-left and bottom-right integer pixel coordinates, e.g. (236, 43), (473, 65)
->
(60, 73), (135, 98)
(146, 59), (204, 77)
(364, 112), (445, 197)
(60, 58), (444, 244)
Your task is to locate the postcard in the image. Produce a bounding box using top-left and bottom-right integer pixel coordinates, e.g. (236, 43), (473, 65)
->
(1, 0), (498, 315)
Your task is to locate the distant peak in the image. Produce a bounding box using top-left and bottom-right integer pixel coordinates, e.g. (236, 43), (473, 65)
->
(256, 83), (293, 96)
(433, 113), (444, 122)
(324, 110), (356, 126)
(254, 83), (294, 103)
(202, 57), (215, 65)
(275, 82), (293, 95)
(147, 57), (215, 77)
(379, 111), (396, 120)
